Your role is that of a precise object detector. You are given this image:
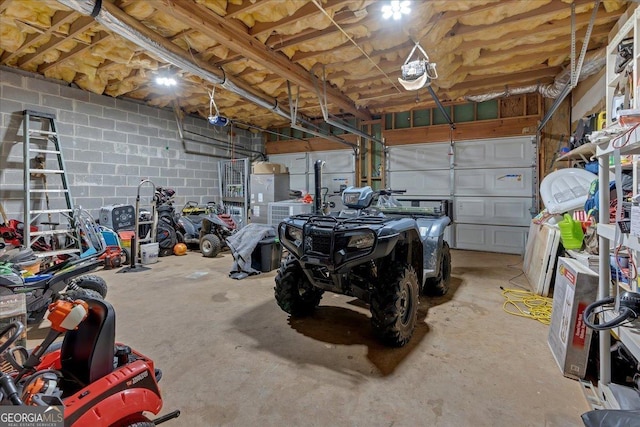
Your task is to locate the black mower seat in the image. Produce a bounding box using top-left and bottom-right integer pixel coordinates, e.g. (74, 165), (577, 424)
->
(60, 298), (115, 392)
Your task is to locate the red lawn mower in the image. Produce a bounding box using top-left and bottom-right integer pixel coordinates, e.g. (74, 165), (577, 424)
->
(0, 298), (180, 426)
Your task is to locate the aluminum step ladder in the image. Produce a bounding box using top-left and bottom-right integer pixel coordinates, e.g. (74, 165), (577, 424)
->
(22, 109), (80, 258)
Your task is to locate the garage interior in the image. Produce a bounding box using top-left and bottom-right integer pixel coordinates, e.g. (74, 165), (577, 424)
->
(1, 0), (640, 425)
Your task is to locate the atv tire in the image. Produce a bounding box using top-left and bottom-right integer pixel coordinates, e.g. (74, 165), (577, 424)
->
(200, 234), (221, 258)
(423, 241), (451, 297)
(274, 256), (323, 316)
(371, 263), (419, 347)
(69, 275), (108, 298)
(65, 288), (103, 302)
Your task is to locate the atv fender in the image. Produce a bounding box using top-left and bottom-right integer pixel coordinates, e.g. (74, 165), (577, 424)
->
(417, 216), (451, 280)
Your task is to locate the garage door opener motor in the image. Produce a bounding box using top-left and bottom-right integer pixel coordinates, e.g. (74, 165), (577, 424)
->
(398, 41), (438, 91)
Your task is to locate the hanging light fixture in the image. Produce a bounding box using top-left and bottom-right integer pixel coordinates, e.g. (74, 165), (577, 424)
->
(382, 1), (411, 20)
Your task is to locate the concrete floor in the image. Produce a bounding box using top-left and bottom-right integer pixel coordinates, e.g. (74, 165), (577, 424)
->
(28, 249), (590, 426)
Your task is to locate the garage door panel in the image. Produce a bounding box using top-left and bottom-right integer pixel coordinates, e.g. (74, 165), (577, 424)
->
(390, 170), (451, 197)
(455, 197), (532, 226)
(455, 167), (532, 196)
(389, 143), (450, 171)
(455, 224), (527, 254)
(309, 150), (354, 173)
(269, 153), (308, 174)
(455, 137), (533, 168)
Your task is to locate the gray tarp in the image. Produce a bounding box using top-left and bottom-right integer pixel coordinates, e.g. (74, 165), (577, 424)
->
(226, 223), (276, 280)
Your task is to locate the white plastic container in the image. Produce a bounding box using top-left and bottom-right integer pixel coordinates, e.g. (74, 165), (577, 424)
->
(140, 243), (159, 264)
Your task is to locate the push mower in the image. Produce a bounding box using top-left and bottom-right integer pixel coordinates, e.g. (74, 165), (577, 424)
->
(0, 298), (180, 426)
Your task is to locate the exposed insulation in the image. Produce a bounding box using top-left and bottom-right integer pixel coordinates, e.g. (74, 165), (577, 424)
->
(4, 0), (69, 29)
(0, 20), (27, 52)
(0, 0), (631, 130)
(123, 2), (156, 20)
(236, 1), (304, 28)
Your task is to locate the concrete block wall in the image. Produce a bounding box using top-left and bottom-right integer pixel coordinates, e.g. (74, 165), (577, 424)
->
(0, 67), (262, 225)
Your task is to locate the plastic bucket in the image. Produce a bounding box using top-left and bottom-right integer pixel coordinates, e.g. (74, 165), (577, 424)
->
(118, 231), (135, 248)
(558, 213), (584, 250)
(140, 243), (159, 264)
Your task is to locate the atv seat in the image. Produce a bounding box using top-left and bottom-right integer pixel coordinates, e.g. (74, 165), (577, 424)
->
(60, 298), (115, 394)
(184, 215), (204, 226)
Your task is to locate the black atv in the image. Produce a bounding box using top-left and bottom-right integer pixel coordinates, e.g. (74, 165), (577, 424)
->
(275, 186), (451, 347)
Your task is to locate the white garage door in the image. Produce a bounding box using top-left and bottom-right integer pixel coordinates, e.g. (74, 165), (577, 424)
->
(388, 136), (535, 254)
(387, 142), (454, 245)
(269, 150), (356, 211)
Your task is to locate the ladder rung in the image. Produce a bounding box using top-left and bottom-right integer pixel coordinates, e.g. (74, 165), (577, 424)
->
(29, 169), (64, 174)
(30, 209), (72, 215)
(29, 148), (61, 155)
(29, 189), (69, 193)
(33, 248), (80, 258)
(28, 129), (57, 136)
(30, 229), (72, 236)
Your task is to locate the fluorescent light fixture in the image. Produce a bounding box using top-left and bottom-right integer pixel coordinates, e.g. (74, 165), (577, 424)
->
(156, 76), (177, 87)
(382, 1), (411, 20)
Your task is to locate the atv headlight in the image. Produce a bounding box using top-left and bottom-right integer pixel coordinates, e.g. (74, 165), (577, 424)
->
(285, 225), (303, 243)
(347, 232), (375, 249)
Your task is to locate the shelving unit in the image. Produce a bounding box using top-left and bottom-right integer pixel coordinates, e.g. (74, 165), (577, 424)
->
(605, 6), (639, 127)
(596, 137), (640, 410)
(595, 5), (640, 410)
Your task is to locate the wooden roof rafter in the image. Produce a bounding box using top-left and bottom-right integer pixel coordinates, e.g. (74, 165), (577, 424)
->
(0, 10), (79, 63)
(445, 0), (597, 38)
(164, 0), (370, 120)
(19, 16), (98, 68)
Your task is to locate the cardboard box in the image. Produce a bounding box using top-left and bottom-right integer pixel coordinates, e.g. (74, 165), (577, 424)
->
(548, 257), (598, 380)
(252, 162), (288, 175)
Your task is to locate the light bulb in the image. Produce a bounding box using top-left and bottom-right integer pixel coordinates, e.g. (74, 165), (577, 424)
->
(382, 0), (410, 20)
(155, 76), (177, 87)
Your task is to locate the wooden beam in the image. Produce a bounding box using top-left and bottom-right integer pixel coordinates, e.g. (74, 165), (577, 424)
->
(460, 8), (622, 51)
(164, 0), (370, 120)
(218, 8), (363, 66)
(445, 0), (596, 38)
(1, 11), (78, 63)
(425, 0), (522, 26)
(250, 0), (353, 37)
(38, 31), (111, 73)
(19, 15), (96, 67)
(382, 117), (541, 146)
(291, 38), (413, 64)
(266, 133), (358, 154)
(226, 0), (277, 19)
(90, 2), (271, 99)
(266, 9), (372, 50)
